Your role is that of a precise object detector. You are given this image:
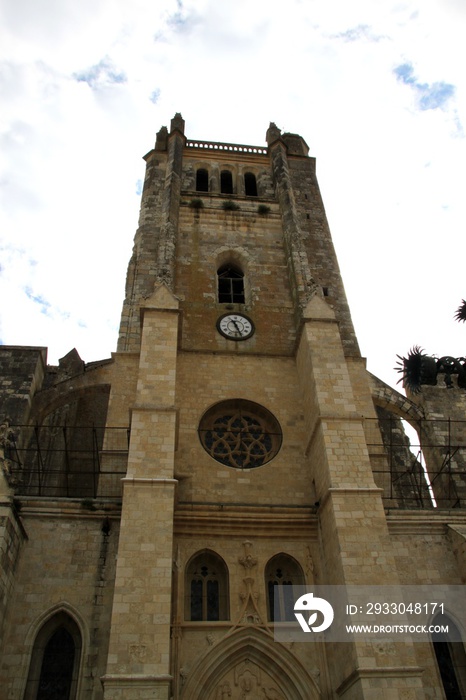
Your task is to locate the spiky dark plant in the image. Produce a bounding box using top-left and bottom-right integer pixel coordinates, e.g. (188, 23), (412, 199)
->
(395, 346), (438, 393)
(454, 299), (466, 323)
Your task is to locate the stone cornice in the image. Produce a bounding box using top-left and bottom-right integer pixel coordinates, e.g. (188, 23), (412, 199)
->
(386, 510), (466, 535)
(175, 502), (317, 538)
(337, 666), (424, 696)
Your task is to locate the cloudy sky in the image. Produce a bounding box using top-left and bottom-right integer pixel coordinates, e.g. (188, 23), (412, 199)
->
(1, 0), (465, 392)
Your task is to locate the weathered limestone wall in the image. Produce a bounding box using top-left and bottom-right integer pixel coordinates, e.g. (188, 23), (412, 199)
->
(0, 502), (119, 700)
(118, 115), (185, 353)
(176, 193), (297, 356)
(0, 347), (46, 425)
(286, 153), (360, 357)
(389, 516), (466, 698)
(0, 504), (26, 656)
(296, 296), (422, 697)
(104, 354), (139, 429)
(265, 127), (359, 356)
(172, 521), (321, 699)
(174, 352), (310, 506)
(0, 347), (47, 661)
(267, 135), (317, 315)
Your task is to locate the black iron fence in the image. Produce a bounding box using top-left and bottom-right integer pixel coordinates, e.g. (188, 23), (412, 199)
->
(365, 417), (466, 509)
(1, 424), (129, 499)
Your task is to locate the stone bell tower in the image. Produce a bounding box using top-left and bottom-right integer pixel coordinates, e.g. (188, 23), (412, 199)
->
(101, 114), (423, 699)
(2, 114), (465, 700)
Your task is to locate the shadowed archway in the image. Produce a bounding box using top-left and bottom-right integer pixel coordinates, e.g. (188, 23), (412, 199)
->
(180, 627), (320, 700)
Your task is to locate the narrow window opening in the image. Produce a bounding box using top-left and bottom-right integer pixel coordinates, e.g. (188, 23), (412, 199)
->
(265, 554), (305, 621)
(36, 628), (75, 700)
(207, 580), (220, 621)
(217, 264), (245, 304)
(186, 551), (229, 621)
(190, 579), (203, 621)
(432, 615), (466, 699)
(244, 172), (258, 197)
(220, 170), (233, 194)
(25, 612), (82, 700)
(196, 168), (209, 192)
(434, 640), (463, 699)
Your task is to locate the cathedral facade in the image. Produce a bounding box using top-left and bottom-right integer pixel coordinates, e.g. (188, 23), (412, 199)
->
(1, 114), (466, 699)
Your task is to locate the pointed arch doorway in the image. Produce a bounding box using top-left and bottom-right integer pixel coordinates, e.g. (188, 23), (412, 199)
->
(180, 627), (320, 700)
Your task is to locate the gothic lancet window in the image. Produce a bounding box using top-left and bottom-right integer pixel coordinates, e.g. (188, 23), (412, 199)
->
(186, 551), (229, 621)
(244, 172), (258, 196)
(217, 264), (245, 304)
(265, 554), (305, 621)
(24, 612), (82, 700)
(36, 628), (75, 700)
(196, 168), (209, 192)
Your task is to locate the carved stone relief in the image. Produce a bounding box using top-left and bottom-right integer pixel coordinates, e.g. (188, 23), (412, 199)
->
(210, 660), (285, 700)
(235, 541), (265, 628)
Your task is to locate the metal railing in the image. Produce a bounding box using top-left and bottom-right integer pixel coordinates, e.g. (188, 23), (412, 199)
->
(365, 417), (466, 509)
(4, 418), (466, 508)
(2, 425), (129, 499)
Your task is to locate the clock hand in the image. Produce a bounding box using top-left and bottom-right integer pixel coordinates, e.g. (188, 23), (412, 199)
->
(232, 320), (242, 335)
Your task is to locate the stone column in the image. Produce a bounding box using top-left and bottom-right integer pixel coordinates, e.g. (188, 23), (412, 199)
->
(297, 295), (423, 698)
(102, 284), (179, 700)
(209, 164), (219, 193)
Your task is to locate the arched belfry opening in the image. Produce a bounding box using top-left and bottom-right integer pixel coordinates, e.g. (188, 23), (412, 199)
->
(220, 170), (234, 194)
(196, 168), (209, 192)
(244, 172), (258, 196)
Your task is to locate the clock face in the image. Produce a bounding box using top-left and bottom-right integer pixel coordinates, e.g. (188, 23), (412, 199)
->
(217, 313), (254, 340)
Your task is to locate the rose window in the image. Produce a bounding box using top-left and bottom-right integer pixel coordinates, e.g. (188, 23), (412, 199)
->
(198, 400), (282, 469)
